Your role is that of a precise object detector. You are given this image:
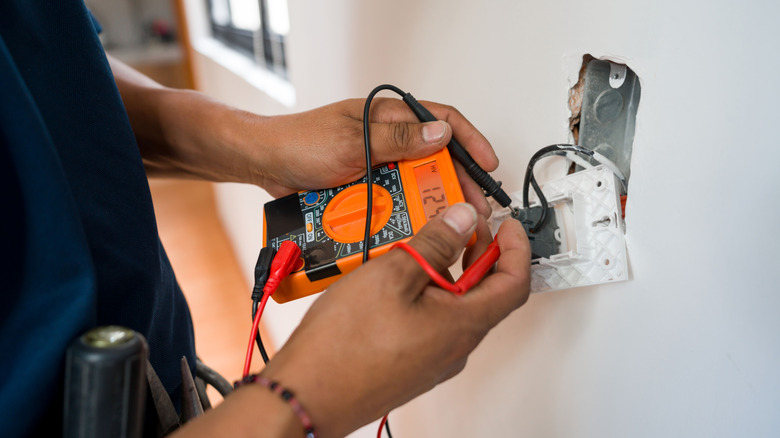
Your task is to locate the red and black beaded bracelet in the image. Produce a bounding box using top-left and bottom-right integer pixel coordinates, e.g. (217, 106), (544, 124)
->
(235, 374), (318, 438)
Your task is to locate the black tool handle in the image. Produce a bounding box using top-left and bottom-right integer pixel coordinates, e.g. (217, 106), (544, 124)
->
(64, 326), (148, 438)
(401, 93), (512, 208)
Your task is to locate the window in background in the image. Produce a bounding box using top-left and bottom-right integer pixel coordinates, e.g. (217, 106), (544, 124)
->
(207, 0), (288, 78)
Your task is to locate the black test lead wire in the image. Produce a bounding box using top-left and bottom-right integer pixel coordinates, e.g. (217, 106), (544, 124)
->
(251, 246), (276, 364)
(252, 300), (270, 364)
(362, 84), (405, 263)
(361, 84), (403, 438)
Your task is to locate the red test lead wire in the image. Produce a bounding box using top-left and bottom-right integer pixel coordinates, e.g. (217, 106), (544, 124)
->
(455, 238), (501, 292)
(244, 291), (272, 378)
(392, 237), (501, 295)
(377, 414), (390, 438)
(242, 241), (302, 378)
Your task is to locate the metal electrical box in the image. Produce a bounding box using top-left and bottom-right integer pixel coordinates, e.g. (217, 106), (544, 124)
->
(578, 59), (641, 184)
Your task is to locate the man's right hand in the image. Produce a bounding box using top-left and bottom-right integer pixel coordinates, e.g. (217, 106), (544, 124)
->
(257, 203), (531, 437)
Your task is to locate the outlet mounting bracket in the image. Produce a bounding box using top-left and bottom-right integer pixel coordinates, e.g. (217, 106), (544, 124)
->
(492, 165), (628, 293)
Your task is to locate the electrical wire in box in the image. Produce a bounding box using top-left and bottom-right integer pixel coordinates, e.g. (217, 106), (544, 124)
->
(517, 143), (626, 234)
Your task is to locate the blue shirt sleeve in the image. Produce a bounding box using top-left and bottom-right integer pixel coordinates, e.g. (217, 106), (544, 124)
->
(87, 9), (103, 34)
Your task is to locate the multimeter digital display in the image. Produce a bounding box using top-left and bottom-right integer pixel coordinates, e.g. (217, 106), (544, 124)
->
(413, 161), (449, 221)
(263, 148), (467, 303)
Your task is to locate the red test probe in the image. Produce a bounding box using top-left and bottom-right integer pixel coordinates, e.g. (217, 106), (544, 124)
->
(392, 236), (501, 295)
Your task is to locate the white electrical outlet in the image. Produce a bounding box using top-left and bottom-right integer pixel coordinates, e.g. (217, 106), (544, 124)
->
(491, 165), (628, 293)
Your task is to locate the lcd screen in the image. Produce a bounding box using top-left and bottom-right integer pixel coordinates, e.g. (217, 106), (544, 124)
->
(413, 161), (449, 221)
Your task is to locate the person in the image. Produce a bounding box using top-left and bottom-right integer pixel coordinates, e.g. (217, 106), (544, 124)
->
(0, 1), (531, 437)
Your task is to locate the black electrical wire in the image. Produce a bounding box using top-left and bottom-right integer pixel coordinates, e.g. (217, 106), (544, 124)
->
(527, 172), (548, 234)
(361, 84), (406, 263)
(252, 298), (271, 364)
(523, 144), (596, 233)
(385, 419), (394, 438)
(250, 246), (276, 364)
(362, 85), (405, 438)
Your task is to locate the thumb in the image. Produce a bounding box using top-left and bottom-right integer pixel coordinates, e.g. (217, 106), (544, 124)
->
(369, 120), (452, 163)
(392, 203), (478, 294)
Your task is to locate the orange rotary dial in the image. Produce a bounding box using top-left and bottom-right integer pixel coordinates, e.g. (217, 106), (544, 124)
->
(321, 184), (393, 243)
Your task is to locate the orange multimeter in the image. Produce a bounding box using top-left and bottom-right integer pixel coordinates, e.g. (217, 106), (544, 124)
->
(262, 147), (469, 303)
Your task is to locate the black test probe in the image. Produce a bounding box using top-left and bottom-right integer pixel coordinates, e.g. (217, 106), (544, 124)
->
(400, 92), (513, 209)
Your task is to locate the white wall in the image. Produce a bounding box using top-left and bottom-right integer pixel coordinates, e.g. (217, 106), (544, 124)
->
(183, 0), (780, 436)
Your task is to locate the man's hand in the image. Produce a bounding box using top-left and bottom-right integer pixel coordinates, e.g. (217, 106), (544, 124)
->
(172, 205), (530, 438)
(251, 98), (499, 217)
(109, 59), (499, 217)
(256, 203), (531, 437)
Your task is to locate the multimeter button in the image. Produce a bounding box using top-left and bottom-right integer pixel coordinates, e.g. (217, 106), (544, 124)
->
(303, 192), (320, 206)
(322, 184), (393, 243)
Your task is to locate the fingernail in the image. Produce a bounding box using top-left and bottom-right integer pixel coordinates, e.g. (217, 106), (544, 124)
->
(442, 203), (477, 235)
(422, 121), (446, 144)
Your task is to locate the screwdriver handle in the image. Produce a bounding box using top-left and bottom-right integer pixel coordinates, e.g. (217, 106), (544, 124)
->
(63, 326), (148, 438)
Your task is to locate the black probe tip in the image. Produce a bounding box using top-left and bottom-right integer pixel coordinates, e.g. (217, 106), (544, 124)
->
(493, 188), (512, 208)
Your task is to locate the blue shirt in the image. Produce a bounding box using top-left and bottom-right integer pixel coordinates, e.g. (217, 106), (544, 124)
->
(0, 1), (196, 436)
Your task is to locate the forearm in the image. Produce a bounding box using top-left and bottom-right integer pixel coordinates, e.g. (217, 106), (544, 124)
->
(109, 60), (498, 213)
(108, 56), (269, 185)
(171, 384), (303, 438)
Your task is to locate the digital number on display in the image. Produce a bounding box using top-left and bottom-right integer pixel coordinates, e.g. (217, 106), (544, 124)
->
(413, 161), (449, 221)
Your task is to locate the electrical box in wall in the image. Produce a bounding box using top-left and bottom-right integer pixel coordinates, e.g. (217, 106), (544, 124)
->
(578, 58), (641, 184)
(493, 57), (640, 293)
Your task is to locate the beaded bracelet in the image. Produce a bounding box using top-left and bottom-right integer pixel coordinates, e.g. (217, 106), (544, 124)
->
(235, 375), (318, 438)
